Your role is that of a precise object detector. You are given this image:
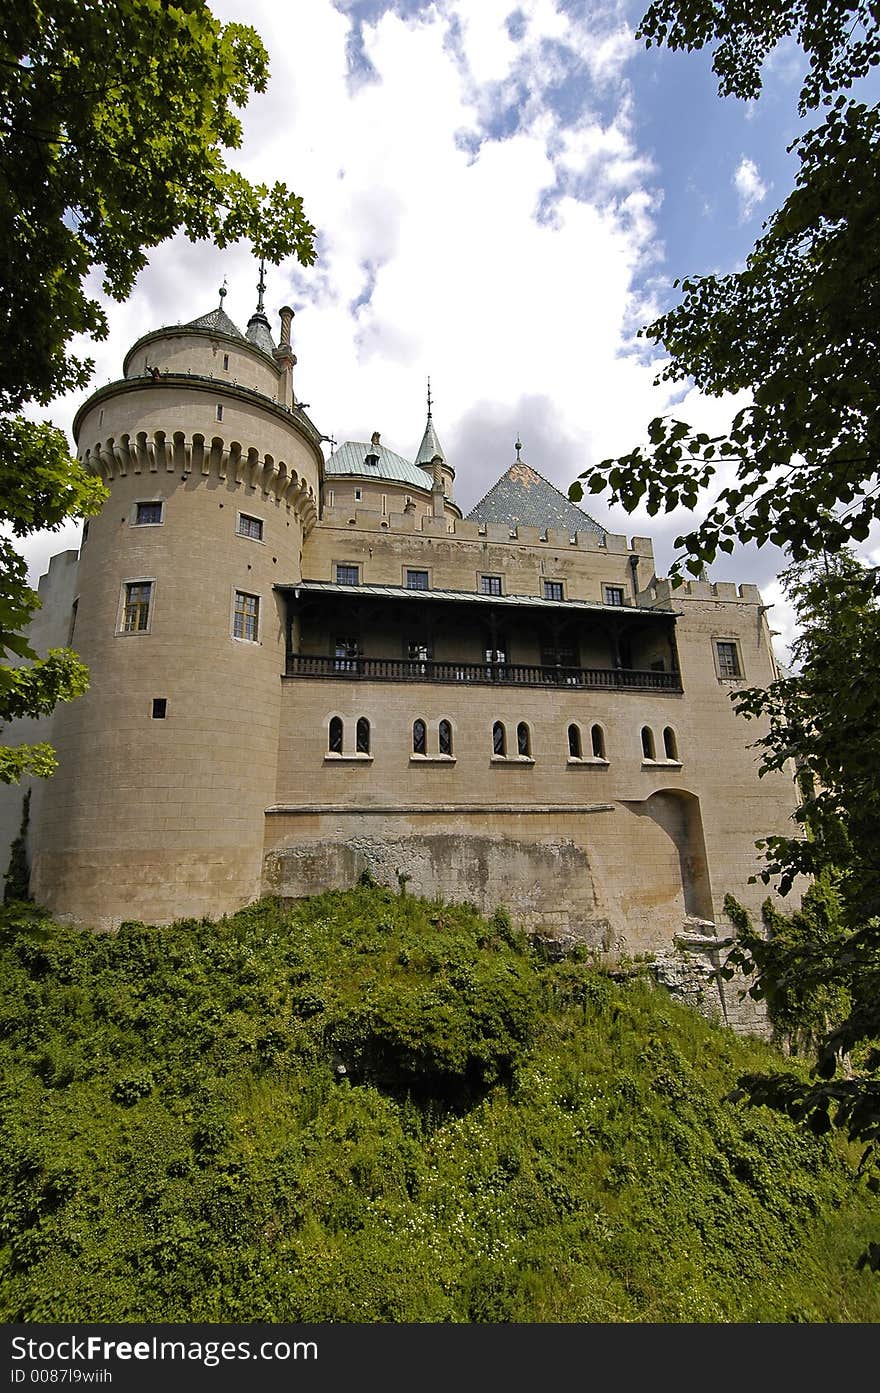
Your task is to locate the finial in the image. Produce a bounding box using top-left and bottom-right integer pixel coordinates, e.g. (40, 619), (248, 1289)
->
(427, 377), (432, 419)
(218, 278), (227, 307)
(256, 259), (266, 315)
(515, 436), (522, 461)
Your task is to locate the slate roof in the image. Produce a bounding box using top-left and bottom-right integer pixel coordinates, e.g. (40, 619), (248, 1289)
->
(325, 440), (432, 489)
(245, 310), (276, 357)
(187, 306), (246, 339)
(467, 460), (605, 539)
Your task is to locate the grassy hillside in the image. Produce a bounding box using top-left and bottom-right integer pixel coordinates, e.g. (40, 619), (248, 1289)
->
(1, 886), (878, 1322)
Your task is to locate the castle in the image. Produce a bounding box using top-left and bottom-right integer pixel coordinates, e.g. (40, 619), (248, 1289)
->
(2, 284), (801, 1000)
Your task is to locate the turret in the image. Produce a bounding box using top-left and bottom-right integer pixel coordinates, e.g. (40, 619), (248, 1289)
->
(415, 379), (455, 506)
(28, 284), (324, 928)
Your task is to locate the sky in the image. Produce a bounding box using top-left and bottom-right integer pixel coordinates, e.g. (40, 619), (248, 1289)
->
(20, 0), (853, 659)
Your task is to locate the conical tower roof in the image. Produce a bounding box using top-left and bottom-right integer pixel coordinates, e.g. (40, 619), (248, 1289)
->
(415, 379), (446, 469)
(467, 444), (605, 540)
(245, 260), (276, 356)
(187, 303), (245, 339)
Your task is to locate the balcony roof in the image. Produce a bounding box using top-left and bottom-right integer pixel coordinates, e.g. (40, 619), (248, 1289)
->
(279, 579), (679, 618)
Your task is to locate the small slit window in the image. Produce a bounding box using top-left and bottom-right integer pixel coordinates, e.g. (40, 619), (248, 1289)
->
(328, 717), (343, 754)
(517, 722), (531, 757)
(568, 723), (581, 758)
(591, 724), (606, 760)
(68, 598), (79, 647)
(641, 726), (655, 760)
(412, 719), (427, 755)
(356, 717), (371, 754)
(439, 720), (453, 757)
(492, 722), (506, 757)
(216, 404), (223, 421)
(663, 727), (678, 761)
(223, 353), (229, 371)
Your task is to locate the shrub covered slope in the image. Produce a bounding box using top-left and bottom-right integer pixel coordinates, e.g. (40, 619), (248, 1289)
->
(1, 887), (878, 1322)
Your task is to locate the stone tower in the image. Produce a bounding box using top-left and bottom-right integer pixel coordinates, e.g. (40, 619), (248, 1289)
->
(28, 286), (324, 928)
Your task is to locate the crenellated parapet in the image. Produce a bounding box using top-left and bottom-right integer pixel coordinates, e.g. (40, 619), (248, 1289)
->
(82, 430), (318, 533)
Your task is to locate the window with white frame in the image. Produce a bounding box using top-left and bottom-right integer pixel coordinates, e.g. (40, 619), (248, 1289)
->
(237, 513), (263, 541)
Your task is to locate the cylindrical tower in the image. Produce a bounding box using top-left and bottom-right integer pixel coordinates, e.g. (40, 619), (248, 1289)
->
(29, 294), (323, 928)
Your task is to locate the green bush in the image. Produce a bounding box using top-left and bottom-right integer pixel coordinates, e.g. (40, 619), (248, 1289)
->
(0, 889), (878, 1322)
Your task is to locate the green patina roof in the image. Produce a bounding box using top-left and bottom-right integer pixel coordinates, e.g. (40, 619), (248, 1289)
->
(415, 415), (446, 467)
(467, 460), (606, 540)
(325, 440), (432, 489)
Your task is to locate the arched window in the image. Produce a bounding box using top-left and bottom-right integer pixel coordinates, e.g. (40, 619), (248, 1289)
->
(663, 726), (678, 761)
(412, 718), (427, 755)
(641, 726), (655, 760)
(328, 717), (343, 754)
(517, 722), (531, 757)
(591, 724), (606, 759)
(356, 717), (371, 754)
(568, 723), (581, 758)
(492, 721), (506, 756)
(439, 719), (453, 756)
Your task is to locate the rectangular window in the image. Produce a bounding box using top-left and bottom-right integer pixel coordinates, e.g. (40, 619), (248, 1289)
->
(407, 639), (432, 673)
(333, 636), (360, 672)
(237, 513), (263, 541)
(543, 580), (564, 601)
(223, 353), (229, 371)
(233, 591), (259, 642)
(354, 488), (362, 501)
(134, 501), (163, 526)
(406, 569), (429, 590)
(480, 574), (502, 596)
(216, 403), (223, 421)
(716, 640), (742, 678)
(604, 585), (624, 606)
(152, 698), (167, 720)
(123, 581), (152, 633)
(335, 563), (359, 586)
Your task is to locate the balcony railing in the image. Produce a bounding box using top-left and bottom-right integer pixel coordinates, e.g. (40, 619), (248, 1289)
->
(285, 653), (681, 691)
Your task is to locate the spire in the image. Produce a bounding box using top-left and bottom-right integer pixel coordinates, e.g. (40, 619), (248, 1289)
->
(415, 377), (446, 470)
(515, 436), (523, 462)
(245, 257), (276, 356)
(187, 277), (244, 339)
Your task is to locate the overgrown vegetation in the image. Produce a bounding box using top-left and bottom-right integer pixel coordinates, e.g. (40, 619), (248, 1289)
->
(1, 888), (878, 1323)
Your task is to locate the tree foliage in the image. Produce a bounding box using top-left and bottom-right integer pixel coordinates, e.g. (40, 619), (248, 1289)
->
(0, 0), (317, 781)
(721, 553), (880, 1249)
(569, 5), (880, 578)
(567, 4), (880, 1261)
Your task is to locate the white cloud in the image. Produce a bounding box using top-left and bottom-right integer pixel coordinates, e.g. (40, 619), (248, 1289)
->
(733, 155), (769, 221)
(15, 0), (784, 607)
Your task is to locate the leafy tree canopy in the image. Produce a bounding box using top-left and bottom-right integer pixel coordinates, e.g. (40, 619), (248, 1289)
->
(0, 0), (317, 782)
(569, 3), (880, 579)
(723, 552), (880, 1263)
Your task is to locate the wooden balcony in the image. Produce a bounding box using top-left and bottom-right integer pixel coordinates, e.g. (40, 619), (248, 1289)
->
(285, 653), (681, 692)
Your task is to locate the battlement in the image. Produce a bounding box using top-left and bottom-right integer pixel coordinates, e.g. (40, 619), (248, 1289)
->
(644, 578), (763, 606)
(319, 503), (653, 558)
